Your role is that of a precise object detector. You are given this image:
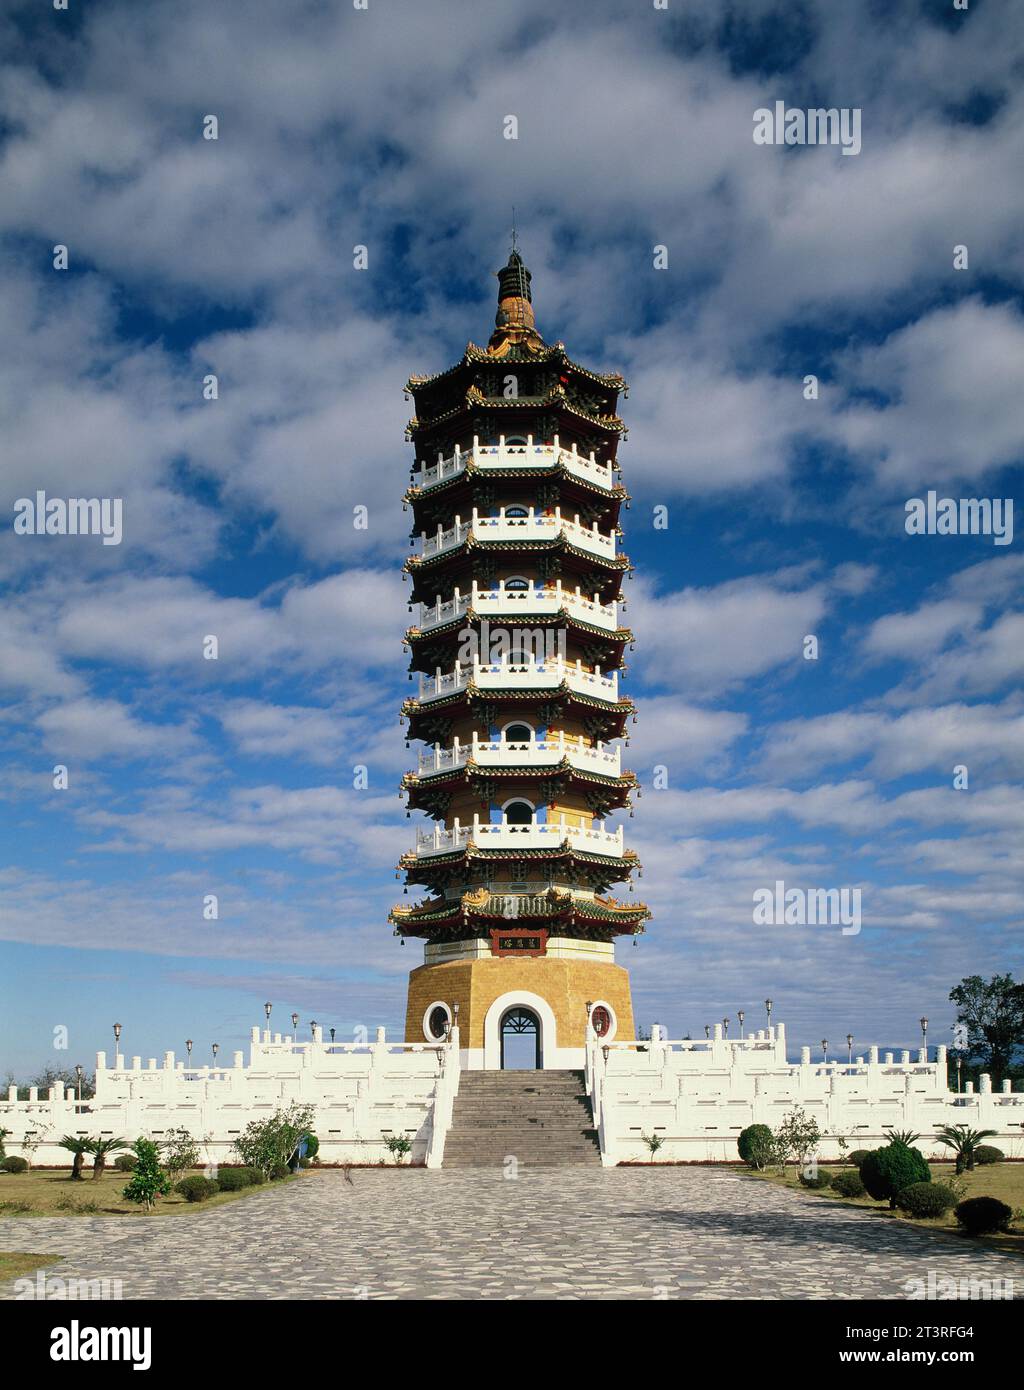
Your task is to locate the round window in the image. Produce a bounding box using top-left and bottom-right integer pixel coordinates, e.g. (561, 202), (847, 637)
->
(591, 1006), (612, 1037)
(423, 1003), (452, 1042)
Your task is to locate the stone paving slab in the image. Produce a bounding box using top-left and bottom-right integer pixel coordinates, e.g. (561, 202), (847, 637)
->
(1, 1167), (1020, 1301)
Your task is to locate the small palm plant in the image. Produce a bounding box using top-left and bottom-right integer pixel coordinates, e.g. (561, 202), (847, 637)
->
(58, 1134), (93, 1181)
(86, 1136), (128, 1181)
(883, 1128), (922, 1147)
(935, 1124), (998, 1175)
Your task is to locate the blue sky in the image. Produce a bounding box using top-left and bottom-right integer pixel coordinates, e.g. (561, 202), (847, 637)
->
(0, 0), (1021, 1077)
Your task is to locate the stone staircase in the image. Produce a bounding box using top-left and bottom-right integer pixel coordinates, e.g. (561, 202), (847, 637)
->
(442, 1070), (601, 1167)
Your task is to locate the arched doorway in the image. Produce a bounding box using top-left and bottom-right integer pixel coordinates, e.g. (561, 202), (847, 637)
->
(500, 1005), (541, 1070)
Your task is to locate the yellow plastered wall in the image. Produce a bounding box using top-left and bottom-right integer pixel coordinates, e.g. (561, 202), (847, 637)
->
(405, 955), (635, 1050)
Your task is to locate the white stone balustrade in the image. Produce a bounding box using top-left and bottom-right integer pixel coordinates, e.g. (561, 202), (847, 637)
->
(418, 506), (616, 562)
(415, 579), (619, 634)
(0, 1029), (456, 1170)
(416, 435), (616, 493)
(418, 656), (618, 704)
(413, 815), (625, 858)
(416, 730), (621, 778)
(583, 1027), (1024, 1166)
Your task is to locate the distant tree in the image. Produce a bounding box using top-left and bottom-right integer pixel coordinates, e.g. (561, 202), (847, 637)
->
(773, 1108), (822, 1174)
(949, 974), (1024, 1085)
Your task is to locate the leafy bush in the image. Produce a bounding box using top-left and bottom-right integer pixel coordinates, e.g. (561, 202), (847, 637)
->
(212, 1167), (251, 1192)
(830, 1170), (866, 1198)
(241, 1166), (264, 1185)
(122, 1138), (171, 1212)
(175, 1175), (219, 1202)
(303, 1133), (319, 1159)
(954, 1196), (1013, 1235)
(974, 1145), (1004, 1166)
(848, 1150), (872, 1169)
(1, 1155), (28, 1174)
(860, 1144), (931, 1208)
(161, 1128), (201, 1185)
(234, 1104), (316, 1178)
(113, 1153), (136, 1172)
(269, 1163), (290, 1180)
(737, 1124), (774, 1170)
(382, 1134), (413, 1165)
(895, 1182), (956, 1218)
(799, 1170), (832, 1189)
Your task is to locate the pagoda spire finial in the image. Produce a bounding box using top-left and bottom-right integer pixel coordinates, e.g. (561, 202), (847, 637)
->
(490, 226), (543, 353)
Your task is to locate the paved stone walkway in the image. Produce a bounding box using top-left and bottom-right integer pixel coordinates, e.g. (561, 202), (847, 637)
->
(1, 1168), (1020, 1300)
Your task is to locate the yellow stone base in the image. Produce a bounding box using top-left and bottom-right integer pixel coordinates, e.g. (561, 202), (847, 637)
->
(405, 955), (635, 1063)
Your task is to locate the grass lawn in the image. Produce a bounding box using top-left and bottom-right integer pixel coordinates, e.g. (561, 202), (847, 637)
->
(744, 1161), (1024, 1258)
(0, 1167), (298, 1217)
(0, 1250), (63, 1281)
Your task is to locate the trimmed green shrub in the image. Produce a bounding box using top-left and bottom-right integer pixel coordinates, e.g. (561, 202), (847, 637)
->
(114, 1153), (136, 1172)
(848, 1150), (872, 1169)
(830, 1170), (866, 1198)
(895, 1182), (956, 1218)
(737, 1124), (774, 1170)
(974, 1145), (1004, 1166)
(176, 1175), (219, 1202)
(303, 1133), (319, 1159)
(1, 1155), (28, 1173)
(214, 1167), (252, 1192)
(241, 1166), (264, 1185)
(269, 1163), (290, 1180)
(955, 1196), (1013, 1235)
(798, 1170), (832, 1189)
(860, 1144), (931, 1208)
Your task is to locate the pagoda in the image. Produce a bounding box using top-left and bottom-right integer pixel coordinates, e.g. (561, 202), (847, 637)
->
(391, 246), (650, 1069)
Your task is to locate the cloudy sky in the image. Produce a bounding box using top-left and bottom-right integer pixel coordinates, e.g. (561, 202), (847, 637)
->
(1, 0), (1021, 1077)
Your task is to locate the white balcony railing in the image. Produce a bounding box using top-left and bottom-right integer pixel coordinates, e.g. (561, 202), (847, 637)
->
(416, 435), (616, 493)
(417, 656), (619, 704)
(418, 506), (616, 562)
(413, 815), (626, 858)
(416, 731), (622, 778)
(414, 579), (620, 634)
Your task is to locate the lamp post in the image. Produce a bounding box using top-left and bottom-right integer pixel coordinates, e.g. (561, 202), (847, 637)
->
(329, 1027), (336, 1045)
(112, 1022), (122, 1063)
(765, 999), (773, 1031)
(75, 1063), (83, 1105)
(704, 1024), (711, 1040)
(310, 1020), (318, 1040)
(920, 1017), (928, 1054)
(185, 1039), (193, 1070)
(290, 1012), (299, 1040)
(722, 1017), (730, 1038)
(264, 1001), (272, 1026)
(211, 1043), (219, 1068)
(821, 1038), (829, 1064)
(846, 1033), (854, 1064)
(737, 1009), (745, 1039)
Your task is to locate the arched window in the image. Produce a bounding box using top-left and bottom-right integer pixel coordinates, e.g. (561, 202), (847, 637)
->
(502, 722), (533, 745)
(504, 505), (528, 519)
(504, 576), (529, 592)
(503, 799), (534, 826)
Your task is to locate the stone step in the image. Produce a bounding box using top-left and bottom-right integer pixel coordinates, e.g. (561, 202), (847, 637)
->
(443, 1069), (600, 1167)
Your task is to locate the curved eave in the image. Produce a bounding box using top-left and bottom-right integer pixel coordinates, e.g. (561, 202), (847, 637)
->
(398, 844), (641, 873)
(401, 685), (635, 719)
(405, 536), (630, 577)
(408, 395), (626, 439)
(403, 761), (637, 792)
(407, 611), (633, 647)
(406, 342), (627, 394)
